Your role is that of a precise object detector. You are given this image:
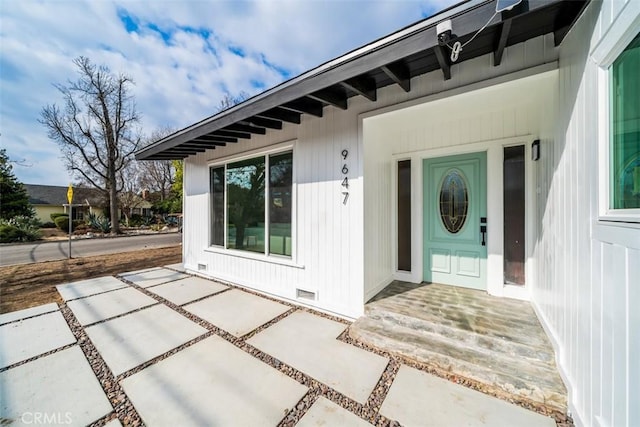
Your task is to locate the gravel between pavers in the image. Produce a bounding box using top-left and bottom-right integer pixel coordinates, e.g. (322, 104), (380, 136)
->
(32, 267), (572, 427)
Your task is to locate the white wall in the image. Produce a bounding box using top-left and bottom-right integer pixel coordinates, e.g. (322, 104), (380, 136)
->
(183, 33), (561, 318)
(184, 107), (367, 318)
(361, 37), (559, 301)
(533, 1), (640, 426)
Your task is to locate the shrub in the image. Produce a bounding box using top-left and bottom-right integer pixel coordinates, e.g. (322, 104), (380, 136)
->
(54, 215), (71, 231)
(0, 216), (42, 242)
(129, 214), (144, 227)
(41, 221), (57, 228)
(87, 213), (111, 233)
(0, 224), (25, 243)
(50, 212), (67, 221)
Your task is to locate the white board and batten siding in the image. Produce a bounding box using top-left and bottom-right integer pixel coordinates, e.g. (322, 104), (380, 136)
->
(533, 1), (640, 427)
(184, 34), (560, 319)
(184, 109), (365, 318)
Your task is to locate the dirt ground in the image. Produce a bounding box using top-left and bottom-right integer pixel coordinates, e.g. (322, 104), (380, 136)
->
(0, 245), (181, 314)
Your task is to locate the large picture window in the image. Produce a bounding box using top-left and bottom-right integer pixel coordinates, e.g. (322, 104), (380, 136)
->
(210, 150), (293, 257)
(611, 32), (640, 210)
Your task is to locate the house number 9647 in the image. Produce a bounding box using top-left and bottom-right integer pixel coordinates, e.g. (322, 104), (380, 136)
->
(341, 149), (349, 205)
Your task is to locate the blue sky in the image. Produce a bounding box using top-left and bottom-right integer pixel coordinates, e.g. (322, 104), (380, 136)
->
(1, 0), (457, 186)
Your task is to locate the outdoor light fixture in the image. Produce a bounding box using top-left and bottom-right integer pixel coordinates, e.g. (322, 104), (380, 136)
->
(532, 139), (540, 161)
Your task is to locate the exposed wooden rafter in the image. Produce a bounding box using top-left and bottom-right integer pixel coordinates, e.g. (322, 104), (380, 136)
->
(493, 19), (512, 66)
(182, 142), (225, 149)
(308, 87), (348, 110)
(282, 97), (324, 117)
(256, 107), (301, 124)
(225, 123), (267, 134)
(381, 61), (411, 92)
(245, 117), (283, 130)
(433, 46), (451, 80)
(341, 75), (377, 102)
(211, 130), (251, 139)
(194, 135), (237, 143)
(134, 0), (590, 161)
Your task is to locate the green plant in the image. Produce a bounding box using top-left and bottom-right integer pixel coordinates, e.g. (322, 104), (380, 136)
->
(129, 214), (144, 227)
(0, 216), (42, 242)
(41, 221), (57, 228)
(87, 213), (111, 233)
(50, 212), (67, 221)
(0, 224), (24, 242)
(54, 215), (71, 231)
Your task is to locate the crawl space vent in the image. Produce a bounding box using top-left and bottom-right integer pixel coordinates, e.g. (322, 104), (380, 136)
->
(296, 289), (316, 301)
(197, 263), (207, 271)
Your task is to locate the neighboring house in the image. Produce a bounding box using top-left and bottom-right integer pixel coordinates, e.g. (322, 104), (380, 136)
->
(24, 184), (104, 223)
(136, 1), (638, 426)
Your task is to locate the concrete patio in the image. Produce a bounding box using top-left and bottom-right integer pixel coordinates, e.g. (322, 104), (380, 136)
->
(0, 268), (559, 426)
(349, 281), (567, 413)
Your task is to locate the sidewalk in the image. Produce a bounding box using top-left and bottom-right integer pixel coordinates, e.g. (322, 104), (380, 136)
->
(0, 266), (557, 426)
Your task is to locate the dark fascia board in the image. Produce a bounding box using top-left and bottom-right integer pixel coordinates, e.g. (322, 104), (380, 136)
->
(136, 0), (565, 160)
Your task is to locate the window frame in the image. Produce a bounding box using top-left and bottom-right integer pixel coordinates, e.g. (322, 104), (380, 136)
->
(207, 141), (297, 262)
(592, 4), (640, 224)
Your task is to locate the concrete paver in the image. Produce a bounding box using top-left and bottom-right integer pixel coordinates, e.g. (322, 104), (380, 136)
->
(184, 289), (289, 336)
(67, 287), (158, 326)
(0, 346), (112, 425)
(121, 335), (307, 426)
(1, 272), (564, 426)
(146, 276), (227, 306)
(0, 303), (58, 325)
(57, 276), (127, 301)
(120, 268), (188, 288)
(0, 311), (76, 368)
(380, 365), (556, 427)
(85, 305), (206, 375)
(164, 263), (186, 272)
(297, 397), (373, 427)
(248, 311), (388, 404)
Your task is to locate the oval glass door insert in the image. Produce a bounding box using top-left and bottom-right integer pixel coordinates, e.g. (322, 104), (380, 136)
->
(439, 169), (469, 233)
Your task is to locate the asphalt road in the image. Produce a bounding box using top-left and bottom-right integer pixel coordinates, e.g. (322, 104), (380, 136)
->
(0, 233), (182, 267)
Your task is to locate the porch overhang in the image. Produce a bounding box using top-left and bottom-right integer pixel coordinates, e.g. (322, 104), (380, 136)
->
(135, 0), (589, 161)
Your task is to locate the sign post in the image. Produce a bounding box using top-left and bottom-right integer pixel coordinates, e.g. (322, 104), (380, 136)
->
(67, 184), (73, 259)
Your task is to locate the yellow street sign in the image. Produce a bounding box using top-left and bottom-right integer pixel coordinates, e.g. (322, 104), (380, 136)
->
(67, 184), (73, 204)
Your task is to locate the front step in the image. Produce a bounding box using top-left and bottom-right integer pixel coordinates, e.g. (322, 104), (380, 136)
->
(349, 307), (567, 412)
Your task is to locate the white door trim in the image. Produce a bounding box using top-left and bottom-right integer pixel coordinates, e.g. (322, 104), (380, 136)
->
(390, 134), (535, 300)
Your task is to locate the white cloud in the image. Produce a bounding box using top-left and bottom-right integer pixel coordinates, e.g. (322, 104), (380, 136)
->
(0, 0), (457, 186)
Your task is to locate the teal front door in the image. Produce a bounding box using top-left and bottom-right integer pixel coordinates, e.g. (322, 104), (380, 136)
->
(423, 152), (487, 289)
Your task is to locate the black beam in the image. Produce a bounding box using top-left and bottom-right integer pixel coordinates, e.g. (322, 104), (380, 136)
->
(553, 1), (589, 47)
(432, 46), (451, 80)
(147, 155), (188, 160)
(256, 107), (301, 124)
(189, 140), (227, 148)
(282, 97), (324, 117)
(308, 87), (348, 110)
(225, 123), (267, 134)
(341, 75), (377, 102)
(245, 116), (283, 130)
(196, 135), (238, 143)
(166, 150), (204, 155)
(182, 142), (225, 149)
(211, 130), (251, 139)
(137, 0), (570, 160)
(493, 19), (512, 66)
(381, 61), (411, 91)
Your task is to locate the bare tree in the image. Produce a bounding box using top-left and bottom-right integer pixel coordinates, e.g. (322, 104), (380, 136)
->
(137, 127), (176, 201)
(40, 56), (141, 234)
(217, 92), (249, 112)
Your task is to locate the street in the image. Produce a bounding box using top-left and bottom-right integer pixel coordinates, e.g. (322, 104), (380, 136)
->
(0, 233), (182, 266)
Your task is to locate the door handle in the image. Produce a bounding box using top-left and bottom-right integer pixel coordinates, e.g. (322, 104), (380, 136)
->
(480, 217), (487, 246)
